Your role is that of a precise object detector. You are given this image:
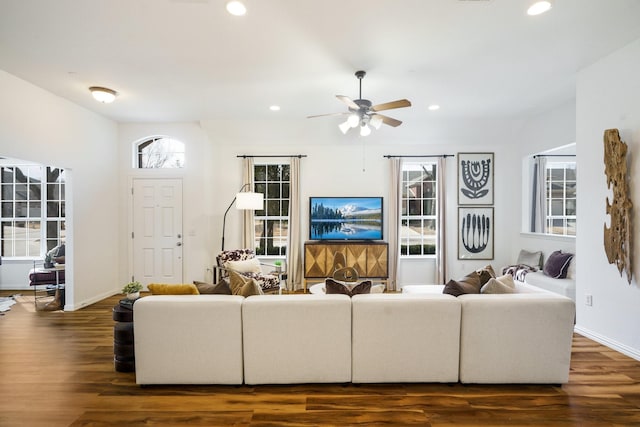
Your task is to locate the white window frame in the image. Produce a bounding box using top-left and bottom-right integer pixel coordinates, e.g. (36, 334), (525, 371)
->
(0, 158), (66, 259)
(545, 160), (576, 236)
(400, 161), (438, 257)
(134, 136), (185, 169)
(253, 161), (290, 259)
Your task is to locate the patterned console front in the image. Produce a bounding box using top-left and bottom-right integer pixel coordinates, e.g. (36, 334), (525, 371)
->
(303, 242), (388, 291)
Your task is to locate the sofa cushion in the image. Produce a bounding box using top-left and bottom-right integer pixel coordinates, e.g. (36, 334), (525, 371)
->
(481, 274), (515, 294)
(325, 278), (372, 296)
(225, 258), (262, 274)
(517, 249), (543, 269)
(443, 271), (482, 297)
(193, 280), (232, 295)
(147, 283), (200, 295)
(543, 250), (574, 279)
(228, 270), (263, 297)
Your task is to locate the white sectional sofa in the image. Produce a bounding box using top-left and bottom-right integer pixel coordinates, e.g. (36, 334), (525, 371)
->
(133, 288), (575, 385)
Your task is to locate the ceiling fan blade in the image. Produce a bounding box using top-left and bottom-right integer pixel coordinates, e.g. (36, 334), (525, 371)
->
(371, 99), (412, 112)
(307, 112), (349, 119)
(374, 113), (403, 127)
(336, 95), (360, 110)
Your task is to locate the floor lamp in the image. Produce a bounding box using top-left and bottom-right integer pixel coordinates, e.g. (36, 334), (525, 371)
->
(221, 183), (264, 251)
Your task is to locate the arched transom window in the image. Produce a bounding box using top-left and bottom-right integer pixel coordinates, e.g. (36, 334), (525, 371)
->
(136, 136), (185, 169)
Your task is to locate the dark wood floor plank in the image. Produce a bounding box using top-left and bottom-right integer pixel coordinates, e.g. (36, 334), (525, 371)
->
(1, 291), (640, 426)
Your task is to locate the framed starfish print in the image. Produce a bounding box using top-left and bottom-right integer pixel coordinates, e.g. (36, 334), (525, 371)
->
(458, 152), (494, 205)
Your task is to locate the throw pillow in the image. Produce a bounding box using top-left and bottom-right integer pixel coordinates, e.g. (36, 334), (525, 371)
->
(476, 264), (496, 286)
(325, 278), (372, 296)
(495, 273), (516, 289)
(225, 258), (262, 274)
(228, 270), (263, 297)
(147, 283), (200, 295)
(517, 249), (543, 269)
(481, 275), (516, 294)
(543, 250), (574, 279)
(193, 280), (232, 295)
(442, 271), (482, 297)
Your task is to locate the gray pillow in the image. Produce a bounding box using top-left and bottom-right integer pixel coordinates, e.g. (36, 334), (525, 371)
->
(193, 280), (232, 295)
(516, 249), (543, 268)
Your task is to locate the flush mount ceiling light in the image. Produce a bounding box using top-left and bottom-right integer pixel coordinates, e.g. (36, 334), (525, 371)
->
(226, 1), (246, 16)
(89, 86), (117, 103)
(527, 0), (553, 16)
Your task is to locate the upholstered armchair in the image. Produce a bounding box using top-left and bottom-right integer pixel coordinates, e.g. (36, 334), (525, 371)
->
(215, 249), (281, 294)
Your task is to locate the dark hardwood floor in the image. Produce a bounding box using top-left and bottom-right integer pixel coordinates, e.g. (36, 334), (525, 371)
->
(1, 291), (640, 426)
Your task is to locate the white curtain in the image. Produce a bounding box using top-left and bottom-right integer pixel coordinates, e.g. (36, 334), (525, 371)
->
(242, 157), (255, 249)
(388, 158), (402, 291)
(531, 156), (547, 233)
(435, 156), (447, 284)
(287, 157), (303, 291)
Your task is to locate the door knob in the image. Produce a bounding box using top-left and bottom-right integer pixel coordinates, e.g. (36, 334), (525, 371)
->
(176, 242), (182, 247)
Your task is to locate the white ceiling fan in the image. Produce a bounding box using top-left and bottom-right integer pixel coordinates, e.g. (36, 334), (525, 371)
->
(308, 71), (411, 136)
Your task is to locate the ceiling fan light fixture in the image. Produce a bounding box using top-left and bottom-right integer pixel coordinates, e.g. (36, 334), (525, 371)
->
(347, 113), (360, 128)
(338, 120), (351, 134)
(369, 115), (383, 130)
(89, 86), (117, 103)
(527, 0), (553, 16)
(226, 0), (246, 16)
(360, 124), (371, 137)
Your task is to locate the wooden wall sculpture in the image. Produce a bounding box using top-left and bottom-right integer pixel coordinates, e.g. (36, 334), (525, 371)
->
(603, 128), (633, 284)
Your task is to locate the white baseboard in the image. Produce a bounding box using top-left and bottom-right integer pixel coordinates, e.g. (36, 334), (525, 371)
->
(64, 288), (120, 312)
(574, 325), (640, 362)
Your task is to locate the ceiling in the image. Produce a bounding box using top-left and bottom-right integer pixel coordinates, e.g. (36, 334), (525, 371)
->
(2, 0), (640, 127)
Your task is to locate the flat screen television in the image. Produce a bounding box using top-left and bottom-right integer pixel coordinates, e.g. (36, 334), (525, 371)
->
(309, 197), (383, 241)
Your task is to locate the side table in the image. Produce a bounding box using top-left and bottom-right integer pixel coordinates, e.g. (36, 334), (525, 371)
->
(113, 299), (135, 372)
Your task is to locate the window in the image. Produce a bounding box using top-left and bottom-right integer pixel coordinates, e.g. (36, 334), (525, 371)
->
(253, 163), (289, 257)
(1, 158), (65, 258)
(136, 137), (185, 168)
(400, 162), (437, 256)
(545, 161), (576, 236)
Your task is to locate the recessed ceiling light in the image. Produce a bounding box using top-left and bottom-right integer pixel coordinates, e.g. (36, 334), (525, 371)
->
(89, 86), (117, 103)
(269, 105), (280, 111)
(527, 0), (553, 16)
(428, 104), (440, 111)
(226, 1), (246, 16)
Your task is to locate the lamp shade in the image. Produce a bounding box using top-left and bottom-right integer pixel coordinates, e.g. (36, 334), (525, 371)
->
(235, 191), (264, 210)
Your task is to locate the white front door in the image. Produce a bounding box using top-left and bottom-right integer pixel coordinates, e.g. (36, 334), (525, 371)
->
(132, 178), (183, 285)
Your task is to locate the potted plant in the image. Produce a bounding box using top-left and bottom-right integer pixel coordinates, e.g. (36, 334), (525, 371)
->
(122, 281), (143, 300)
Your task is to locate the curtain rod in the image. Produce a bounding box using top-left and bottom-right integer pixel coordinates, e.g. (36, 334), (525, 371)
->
(237, 155), (307, 158)
(383, 154), (454, 158)
(533, 154), (576, 158)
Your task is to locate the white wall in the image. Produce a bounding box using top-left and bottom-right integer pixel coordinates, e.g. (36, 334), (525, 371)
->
(0, 70), (119, 310)
(117, 123), (214, 285)
(575, 37), (640, 360)
(516, 101), (577, 259)
(201, 117), (522, 289)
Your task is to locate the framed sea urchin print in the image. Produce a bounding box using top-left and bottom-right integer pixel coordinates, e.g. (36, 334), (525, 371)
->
(458, 152), (494, 205)
(458, 207), (494, 260)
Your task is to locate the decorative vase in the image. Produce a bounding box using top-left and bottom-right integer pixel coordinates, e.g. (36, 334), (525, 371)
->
(126, 291), (140, 300)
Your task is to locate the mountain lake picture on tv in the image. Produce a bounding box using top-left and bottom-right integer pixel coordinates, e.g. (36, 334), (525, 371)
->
(309, 197), (383, 240)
